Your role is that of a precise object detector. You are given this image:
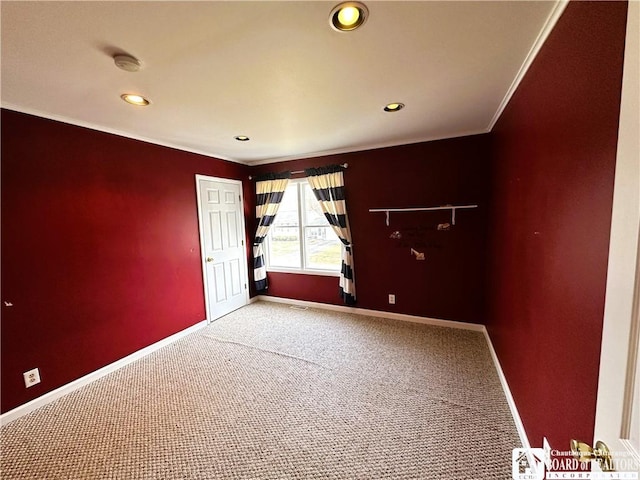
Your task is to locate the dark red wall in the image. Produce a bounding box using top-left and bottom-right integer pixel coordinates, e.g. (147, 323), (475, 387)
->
(1, 109), (250, 413)
(251, 134), (492, 323)
(2, 3), (628, 451)
(485, 1), (627, 449)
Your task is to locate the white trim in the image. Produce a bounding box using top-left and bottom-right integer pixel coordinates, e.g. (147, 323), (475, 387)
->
(3, 293), (530, 450)
(255, 295), (484, 331)
(594, 1), (640, 466)
(255, 294), (530, 447)
(3, 0), (569, 172)
(620, 439), (640, 466)
(266, 267), (341, 278)
(2, 105), (488, 167)
(264, 180), (343, 276)
(1, 103), (242, 165)
(482, 329), (531, 449)
(195, 175), (250, 323)
(0, 320), (208, 426)
(486, 0), (569, 131)
(243, 128), (489, 166)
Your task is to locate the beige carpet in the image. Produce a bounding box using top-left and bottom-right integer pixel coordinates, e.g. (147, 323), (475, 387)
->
(1, 301), (521, 479)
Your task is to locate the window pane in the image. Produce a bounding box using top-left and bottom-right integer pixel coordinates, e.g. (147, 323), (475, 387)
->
(266, 182), (342, 273)
(303, 184), (328, 226)
(268, 185), (301, 268)
(304, 226), (342, 271)
(273, 184), (299, 228)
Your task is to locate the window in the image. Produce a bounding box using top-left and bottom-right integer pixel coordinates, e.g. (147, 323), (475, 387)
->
(266, 180), (342, 274)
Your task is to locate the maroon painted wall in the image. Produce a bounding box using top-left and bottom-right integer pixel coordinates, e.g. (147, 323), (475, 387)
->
(1, 5), (627, 453)
(251, 134), (492, 323)
(485, 1), (627, 449)
(1, 109), (251, 413)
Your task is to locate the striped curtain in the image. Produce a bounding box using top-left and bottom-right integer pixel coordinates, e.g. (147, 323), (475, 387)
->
(253, 172), (291, 291)
(304, 165), (356, 305)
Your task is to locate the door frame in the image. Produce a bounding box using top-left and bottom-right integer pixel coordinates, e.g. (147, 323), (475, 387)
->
(593, 0), (640, 470)
(195, 174), (249, 323)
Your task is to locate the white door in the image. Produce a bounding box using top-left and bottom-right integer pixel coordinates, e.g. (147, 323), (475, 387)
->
(593, 1), (640, 474)
(196, 175), (249, 321)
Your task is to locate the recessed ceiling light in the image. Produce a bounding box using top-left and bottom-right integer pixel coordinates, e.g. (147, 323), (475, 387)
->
(330, 2), (368, 32)
(384, 102), (405, 112)
(121, 94), (150, 106)
(235, 135), (250, 142)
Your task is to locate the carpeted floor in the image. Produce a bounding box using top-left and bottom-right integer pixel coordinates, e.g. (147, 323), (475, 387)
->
(1, 302), (521, 479)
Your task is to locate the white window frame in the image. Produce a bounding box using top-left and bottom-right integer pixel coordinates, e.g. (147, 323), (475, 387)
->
(265, 179), (341, 277)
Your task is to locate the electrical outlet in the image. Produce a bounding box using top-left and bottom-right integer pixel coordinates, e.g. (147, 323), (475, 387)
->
(23, 368), (41, 388)
(388, 294), (396, 304)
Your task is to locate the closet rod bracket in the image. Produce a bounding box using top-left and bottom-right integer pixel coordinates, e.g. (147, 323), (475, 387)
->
(368, 204), (478, 227)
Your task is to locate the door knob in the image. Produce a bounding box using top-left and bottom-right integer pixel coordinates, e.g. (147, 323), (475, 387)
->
(206, 257), (214, 263)
(570, 439), (613, 471)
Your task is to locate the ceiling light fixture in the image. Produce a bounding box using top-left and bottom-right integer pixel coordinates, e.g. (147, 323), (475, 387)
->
(121, 94), (150, 106)
(384, 102), (405, 112)
(234, 135), (250, 142)
(330, 2), (368, 32)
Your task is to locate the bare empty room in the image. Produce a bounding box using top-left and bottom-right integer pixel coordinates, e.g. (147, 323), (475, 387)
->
(1, 1), (638, 478)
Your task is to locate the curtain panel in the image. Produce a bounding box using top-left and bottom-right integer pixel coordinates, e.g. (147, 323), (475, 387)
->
(253, 172), (291, 291)
(304, 165), (356, 305)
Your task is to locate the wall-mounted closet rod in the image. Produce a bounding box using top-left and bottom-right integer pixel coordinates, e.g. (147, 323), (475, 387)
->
(369, 204), (477, 226)
(249, 163), (348, 180)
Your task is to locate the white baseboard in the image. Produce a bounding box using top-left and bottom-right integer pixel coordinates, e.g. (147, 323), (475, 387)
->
(1, 319), (208, 426)
(256, 294), (530, 448)
(482, 329), (531, 449)
(4, 297), (531, 450)
(255, 295), (485, 332)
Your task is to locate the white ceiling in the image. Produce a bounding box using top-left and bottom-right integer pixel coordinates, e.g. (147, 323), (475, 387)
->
(1, 1), (565, 165)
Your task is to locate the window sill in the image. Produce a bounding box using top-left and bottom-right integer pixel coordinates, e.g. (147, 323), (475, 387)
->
(266, 267), (341, 278)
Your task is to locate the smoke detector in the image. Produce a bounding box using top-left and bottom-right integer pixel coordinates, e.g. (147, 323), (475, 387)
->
(113, 54), (141, 72)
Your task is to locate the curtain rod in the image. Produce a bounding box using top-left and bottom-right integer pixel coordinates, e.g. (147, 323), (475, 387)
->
(249, 163), (348, 180)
